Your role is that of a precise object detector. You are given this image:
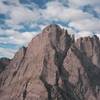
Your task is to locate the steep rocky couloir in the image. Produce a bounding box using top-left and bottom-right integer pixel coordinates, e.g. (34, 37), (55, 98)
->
(0, 24), (100, 100)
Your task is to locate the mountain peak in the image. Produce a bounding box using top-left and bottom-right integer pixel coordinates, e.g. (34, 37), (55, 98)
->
(0, 25), (100, 100)
(42, 24), (62, 33)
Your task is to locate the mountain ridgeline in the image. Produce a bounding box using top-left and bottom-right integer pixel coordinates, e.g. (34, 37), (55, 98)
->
(0, 24), (100, 100)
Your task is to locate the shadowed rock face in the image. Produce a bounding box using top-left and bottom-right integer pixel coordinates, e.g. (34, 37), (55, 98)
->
(0, 58), (11, 73)
(0, 24), (100, 100)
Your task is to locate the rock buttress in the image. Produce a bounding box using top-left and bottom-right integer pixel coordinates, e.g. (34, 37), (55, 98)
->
(40, 24), (80, 100)
(64, 36), (100, 100)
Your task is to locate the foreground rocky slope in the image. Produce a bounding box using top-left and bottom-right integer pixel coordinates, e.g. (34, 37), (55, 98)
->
(0, 24), (100, 100)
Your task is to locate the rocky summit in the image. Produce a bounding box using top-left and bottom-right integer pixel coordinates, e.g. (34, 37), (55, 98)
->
(0, 24), (100, 100)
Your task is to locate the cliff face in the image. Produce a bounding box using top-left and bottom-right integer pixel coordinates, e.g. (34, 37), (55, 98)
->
(0, 24), (100, 100)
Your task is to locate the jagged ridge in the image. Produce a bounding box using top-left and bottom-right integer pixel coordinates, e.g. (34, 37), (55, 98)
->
(0, 24), (100, 100)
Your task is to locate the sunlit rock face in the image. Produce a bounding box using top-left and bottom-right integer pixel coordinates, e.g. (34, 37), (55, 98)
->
(0, 24), (100, 100)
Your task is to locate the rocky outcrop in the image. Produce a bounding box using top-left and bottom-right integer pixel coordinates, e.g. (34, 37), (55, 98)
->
(0, 24), (100, 100)
(64, 36), (100, 100)
(0, 58), (11, 73)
